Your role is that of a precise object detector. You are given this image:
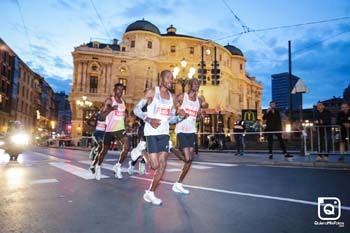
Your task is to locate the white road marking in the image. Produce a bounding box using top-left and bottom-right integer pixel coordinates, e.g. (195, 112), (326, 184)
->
(30, 151), (70, 162)
(130, 176), (350, 211)
(166, 168), (182, 172)
(192, 161), (238, 167)
(78, 160), (133, 173)
(167, 161), (212, 170)
(30, 179), (59, 185)
(49, 162), (109, 180)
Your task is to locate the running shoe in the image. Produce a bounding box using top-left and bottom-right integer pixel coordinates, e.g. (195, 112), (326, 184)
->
(143, 190), (162, 205)
(112, 163), (123, 179)
(127, 160), (134, 175)
(95, 165), (101, 180)
(89, 165), (95, 174)
(131, 141), (146, 161)
(172, 182), (190, 195)
(139, 162), (147, 174)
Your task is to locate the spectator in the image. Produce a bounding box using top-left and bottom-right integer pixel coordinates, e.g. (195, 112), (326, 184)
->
(313, 102), (332, 162)
(337, 103), (350, 162)
(262, 101), (293, 160)
(233, 113), (245, 156)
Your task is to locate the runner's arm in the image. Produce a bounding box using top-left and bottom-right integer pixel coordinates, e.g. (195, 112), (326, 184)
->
(133, 88), (154, 121)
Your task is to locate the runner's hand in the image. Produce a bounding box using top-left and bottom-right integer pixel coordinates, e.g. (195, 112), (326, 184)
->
(178, 109), (188, 118)
(150, 119), (161, 129)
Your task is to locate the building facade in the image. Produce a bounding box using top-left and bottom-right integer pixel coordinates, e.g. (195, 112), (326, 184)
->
(69, 20), (263, 138)
(271, 72), (301, 112)
(54, 92), (72, 136)
(0, 38), (57, 134)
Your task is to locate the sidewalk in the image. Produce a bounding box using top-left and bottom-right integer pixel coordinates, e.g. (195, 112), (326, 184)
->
(47, 146), (350, 169)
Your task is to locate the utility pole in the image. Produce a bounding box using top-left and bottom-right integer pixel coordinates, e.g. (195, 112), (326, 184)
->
(288, 40), (293, 121)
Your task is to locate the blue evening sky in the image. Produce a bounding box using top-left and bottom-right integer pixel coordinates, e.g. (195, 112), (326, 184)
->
(1, 0), (349, 108)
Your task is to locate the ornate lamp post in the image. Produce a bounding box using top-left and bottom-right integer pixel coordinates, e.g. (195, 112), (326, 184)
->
(76, 96), (94, 136)
(173, 58), (196, 93)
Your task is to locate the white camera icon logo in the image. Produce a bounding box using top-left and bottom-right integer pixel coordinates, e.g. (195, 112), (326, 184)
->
(318, 197), (341, 221)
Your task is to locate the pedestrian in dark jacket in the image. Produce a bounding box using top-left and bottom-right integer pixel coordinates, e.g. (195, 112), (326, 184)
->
(337, 103), (350, 162)
(313, 102), (332, 162)
(262, 101), (293, 160)
(234, 114), (245, 156)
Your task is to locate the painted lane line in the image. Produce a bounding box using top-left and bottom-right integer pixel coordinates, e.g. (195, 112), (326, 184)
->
(129, 176), (350, 211)
(165, 168), (182, 172)
(167, 161), (212, 170)
(30, 179), (59, 185)
(49, 162), (109, 180)
(192, 161), (238, 167)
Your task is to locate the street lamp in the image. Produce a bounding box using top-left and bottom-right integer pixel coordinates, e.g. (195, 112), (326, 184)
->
(76, 96), (94, 136)
(173, 58), (196, 93)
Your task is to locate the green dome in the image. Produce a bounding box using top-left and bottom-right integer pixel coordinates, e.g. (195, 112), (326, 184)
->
(125, 19), (160, 35)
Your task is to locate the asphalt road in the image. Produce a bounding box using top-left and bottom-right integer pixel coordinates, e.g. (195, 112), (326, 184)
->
(0, 147), (349, 233)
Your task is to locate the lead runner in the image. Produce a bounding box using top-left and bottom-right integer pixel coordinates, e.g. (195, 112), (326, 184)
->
(133, 70), (186, 205)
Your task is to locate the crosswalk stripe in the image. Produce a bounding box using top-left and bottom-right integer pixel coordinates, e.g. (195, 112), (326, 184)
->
(30, 179), (59, 185)
(78, 160), (138, 174)
(192, 161), (238, 167)
(49, 162), (109, 180)
(166, 168), (182, 172)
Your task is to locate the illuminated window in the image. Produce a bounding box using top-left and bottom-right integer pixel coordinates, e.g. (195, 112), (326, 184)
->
(89, 76), (98, 93)
(119, 78), (127, 95)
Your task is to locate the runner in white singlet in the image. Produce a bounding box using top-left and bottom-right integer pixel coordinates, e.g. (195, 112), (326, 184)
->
(133, 70), (187, 205)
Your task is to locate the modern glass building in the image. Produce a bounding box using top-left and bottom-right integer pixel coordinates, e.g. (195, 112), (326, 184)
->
(271, 72), (301, 112)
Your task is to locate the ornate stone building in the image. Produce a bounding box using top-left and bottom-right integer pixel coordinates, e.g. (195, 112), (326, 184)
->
(69, 19), (263, 138)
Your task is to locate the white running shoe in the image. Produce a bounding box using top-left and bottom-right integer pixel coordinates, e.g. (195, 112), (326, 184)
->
(143, 190), (162, 205)
(131, 141), (146, 161)
(139, 162), (147, 174)
(172, 182), (190, 195)
(95, 165), (101, 180)
(131, 148), (141, 161)
(168, 140), (173, 152)
(112, 163), (123, 179)
(127, 160), (134, 175)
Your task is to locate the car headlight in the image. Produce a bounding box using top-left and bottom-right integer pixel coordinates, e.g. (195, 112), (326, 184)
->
(11, 134), (29, 145)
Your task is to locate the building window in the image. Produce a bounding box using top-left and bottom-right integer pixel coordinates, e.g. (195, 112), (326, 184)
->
(92, 65), (98, 71)
(130, 40), (135, 48)
(170, 45), (176, 53)
(147, 41), (152, 49)
(219, 54), (222, 61)
(119, 78), (127, 95)
(240, 64), (243, 70)
(92, 42), (99, 48)
(122, 47), (126, 52)
(189, 47), (194, 55)
(89, 76), (98, 93)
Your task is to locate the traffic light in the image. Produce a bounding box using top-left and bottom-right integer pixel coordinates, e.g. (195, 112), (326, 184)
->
(197, 68), (207, 85)
(211, 61), (220, 85)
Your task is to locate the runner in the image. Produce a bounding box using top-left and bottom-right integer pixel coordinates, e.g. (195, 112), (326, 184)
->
(94, 83), (129, 180)
(88, 108), (107, 178)
(133, 70), (186, 205)
(171, 78), (201, 195)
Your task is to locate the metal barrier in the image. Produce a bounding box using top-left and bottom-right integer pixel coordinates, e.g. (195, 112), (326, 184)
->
(43, 126), (349, 155)
(303, 125), (350, 155)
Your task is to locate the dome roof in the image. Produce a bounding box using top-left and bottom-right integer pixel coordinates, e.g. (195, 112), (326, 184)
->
(125, 19), (160, 35)
(224, 44), (244, 56)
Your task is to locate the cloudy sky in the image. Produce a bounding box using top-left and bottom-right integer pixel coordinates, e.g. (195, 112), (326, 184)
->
(1, 0), (349, 108)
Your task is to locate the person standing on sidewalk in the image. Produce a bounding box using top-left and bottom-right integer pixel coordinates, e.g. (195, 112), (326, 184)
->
(233, 113), (245, 156)
(262, 101), (293, 160)
(94, 83), (129, 180)
(313, 102), (332, 162)
(133, 70), (186, 205)
(337, 103), (350, 162)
